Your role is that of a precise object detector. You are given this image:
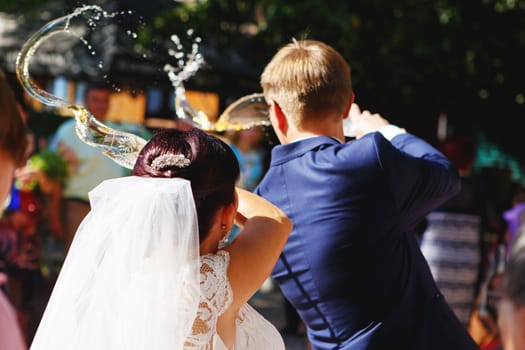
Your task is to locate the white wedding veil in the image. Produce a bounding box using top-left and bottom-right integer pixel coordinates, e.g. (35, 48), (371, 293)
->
(31, 176), (201, 350)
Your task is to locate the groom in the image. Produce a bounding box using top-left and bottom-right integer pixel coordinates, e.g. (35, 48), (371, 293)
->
(255, 39), (480, 349)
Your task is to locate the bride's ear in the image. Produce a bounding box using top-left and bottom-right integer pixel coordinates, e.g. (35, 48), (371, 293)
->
(221, 201), (237, 232)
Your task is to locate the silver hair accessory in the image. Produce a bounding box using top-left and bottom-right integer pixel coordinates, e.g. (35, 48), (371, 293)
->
(151, 154), (191, 170)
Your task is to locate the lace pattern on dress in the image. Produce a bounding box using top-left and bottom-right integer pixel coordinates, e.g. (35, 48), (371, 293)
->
(185, 250), (285, 350)
(185, 250), (233, 349)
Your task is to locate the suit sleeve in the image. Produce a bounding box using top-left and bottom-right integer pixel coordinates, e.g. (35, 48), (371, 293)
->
(375, 132), (461, 228)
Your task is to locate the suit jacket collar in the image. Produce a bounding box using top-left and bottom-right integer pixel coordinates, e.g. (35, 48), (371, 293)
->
(270, 136), (341, 166)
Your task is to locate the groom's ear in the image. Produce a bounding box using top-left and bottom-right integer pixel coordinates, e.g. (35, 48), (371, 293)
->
(342, 92), (355, 120)
(270, 101), (288, 135)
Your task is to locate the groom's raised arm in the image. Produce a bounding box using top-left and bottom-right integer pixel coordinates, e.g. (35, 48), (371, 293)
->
(376, 131), (461, 228)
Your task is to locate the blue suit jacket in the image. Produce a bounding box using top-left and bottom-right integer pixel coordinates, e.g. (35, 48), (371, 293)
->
(255, 132), (480, 350)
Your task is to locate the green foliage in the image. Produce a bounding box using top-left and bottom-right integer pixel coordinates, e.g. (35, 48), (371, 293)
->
(137, 0), (525, 160)
(27, 150), (69, 184)
(0, 0), (47, 14)
(139, 1), (525, 100)
(136, 0), (263, 59)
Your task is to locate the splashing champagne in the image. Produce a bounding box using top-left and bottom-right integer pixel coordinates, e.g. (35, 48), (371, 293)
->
(16, 5), (147, 169)
(175, 85), (271, 132)
(164, 32), (213, 130)
(17, 5), (271, 172)
(165, 33), (271, 132)
(213, 93), (270, 131)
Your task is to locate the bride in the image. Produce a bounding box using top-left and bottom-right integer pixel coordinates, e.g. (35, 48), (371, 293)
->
(31, 128), (292, 349)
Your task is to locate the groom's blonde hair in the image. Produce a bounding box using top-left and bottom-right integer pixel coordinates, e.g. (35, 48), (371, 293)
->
(260, 39), (352, 128)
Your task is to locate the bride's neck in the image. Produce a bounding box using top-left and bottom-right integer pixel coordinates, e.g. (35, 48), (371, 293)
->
(199, 239), (220, 256)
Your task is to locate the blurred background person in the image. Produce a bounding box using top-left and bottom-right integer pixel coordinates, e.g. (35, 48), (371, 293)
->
(223, 125), (268, 243)
(469, 182), (525, 350)
(4, 148), (71, 343)
(498, 229), (525, 350)
(48, 81), (151, 252)
(0, 68), (29, 350)
(0, 188), (42, 343)
(225, 125), (267, 192)
(502, 183), (525, 258)
(419, 135), (502, 330)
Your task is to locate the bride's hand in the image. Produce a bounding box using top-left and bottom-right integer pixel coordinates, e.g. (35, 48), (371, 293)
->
(349, 103), (390, 139)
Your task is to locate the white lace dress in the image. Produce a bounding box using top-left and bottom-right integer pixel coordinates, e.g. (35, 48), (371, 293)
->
(185, 250), (285, 350)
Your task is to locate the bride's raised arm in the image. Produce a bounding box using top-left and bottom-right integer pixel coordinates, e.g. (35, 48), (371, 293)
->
(224, 187), (292, 308)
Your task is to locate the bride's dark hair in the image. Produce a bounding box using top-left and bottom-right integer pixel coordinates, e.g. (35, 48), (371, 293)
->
(132, 128), (240, 241)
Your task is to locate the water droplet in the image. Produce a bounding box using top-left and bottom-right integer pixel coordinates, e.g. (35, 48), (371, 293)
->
(171, 35), (180, 45)
(479, 89), (489, 99)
